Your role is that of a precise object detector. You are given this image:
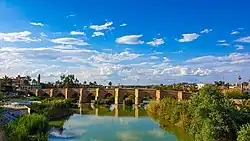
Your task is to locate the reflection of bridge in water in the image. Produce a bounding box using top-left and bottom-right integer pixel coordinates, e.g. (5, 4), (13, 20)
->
(28, 88), (191, 104)
(79, 104), (147, 118)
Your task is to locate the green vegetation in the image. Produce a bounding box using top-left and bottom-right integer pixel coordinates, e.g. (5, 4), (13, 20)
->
(123, 95), (135, 106)
(49, 120), (65, 128)
(5, 114), (49, 141)
(147, 85), (250, 141)
(4, 98), (74, 140)
(152, 82), (198, 93)
(0, 91), (3, 100)
(30, 98), (73, 120)
(94, 95), (114, 106)
(237, 124), (250, 141)
(225, 89), (249, 99)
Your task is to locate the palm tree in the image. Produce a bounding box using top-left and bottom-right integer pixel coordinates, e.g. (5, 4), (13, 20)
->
(24, 76), (31, 85)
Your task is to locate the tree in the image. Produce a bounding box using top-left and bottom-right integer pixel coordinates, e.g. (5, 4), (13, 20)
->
(59, 75), (79, 88)
(108, 81), (112, 87)
(0, 76), (12, 92)
(0, 75), (12, 86)
(237, 124), (250, 141)
(24, 76), (31, 85)
(93, 81), (97, 86)
(188, 85), (237, 141)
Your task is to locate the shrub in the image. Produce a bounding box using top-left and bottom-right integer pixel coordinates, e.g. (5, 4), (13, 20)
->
(225, 89), (248, 99)
(147, 97), (190, 127)
(6, 114), (49, 141)
(147, 101), (160, 117)
(237, 124), (250, 141)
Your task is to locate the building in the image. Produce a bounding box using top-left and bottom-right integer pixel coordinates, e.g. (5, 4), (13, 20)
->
(197, 83), (205, 89)
(12, 75), (26, 88)
(12, 74), (42, 91)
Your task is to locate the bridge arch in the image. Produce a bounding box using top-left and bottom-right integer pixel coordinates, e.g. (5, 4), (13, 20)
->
(55, 92), (65, 98)
(87, 93), (95, 103)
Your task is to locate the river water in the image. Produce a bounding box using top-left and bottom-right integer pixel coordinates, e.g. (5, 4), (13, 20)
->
(48, 105), (191, 141)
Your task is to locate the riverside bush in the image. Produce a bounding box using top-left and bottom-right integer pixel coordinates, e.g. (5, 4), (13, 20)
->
(225, 89), (246, 99)
(237, 124), (250, 141)
(147, 85), (250, 141)
(6, 114), (49, 141)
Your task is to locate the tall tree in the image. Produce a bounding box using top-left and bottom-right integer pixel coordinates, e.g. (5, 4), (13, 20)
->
(59, 74), (79, 88)
(24, 76), (31, 85)
(108, 81), (112, 87)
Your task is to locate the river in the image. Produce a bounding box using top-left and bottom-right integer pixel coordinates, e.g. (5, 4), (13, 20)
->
(49, 104), (192, 141)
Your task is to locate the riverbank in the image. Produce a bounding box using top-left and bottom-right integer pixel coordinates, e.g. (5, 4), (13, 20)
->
(147, 85), (250, 141)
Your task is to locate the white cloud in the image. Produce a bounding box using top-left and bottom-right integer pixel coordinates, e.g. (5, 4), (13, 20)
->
(0, 31), (40, 42)
(30, 22), (44, 27)
(67, 14), (76, 18)
(150, 56), (159, 60)
(231, 31), (240, 35)
(1, 46), (250, 85)
(88, 51), (143, 63)
(52, 45), (75, 49)
(186, 53), (250, 64)
(172, 50), (183, 53)
(217, 43), (230, 46)
(40, 32), (47, 38)
(163, 57), (170, 62)
(235, 45), (244, 50)
(178, 33), (200, 42)
(70, 31), (85, 35)
(200, 29), (212, 34)
(147, 38), (165, 47)
(116, 35), (144, 45)
(90, 22), (113, 31)
(235, 36), (250, 43)
(217, 40), (226, 43)
(120, 23), (127, 27)
(51, 38), (89, 46)
(92, 32), (104, 37)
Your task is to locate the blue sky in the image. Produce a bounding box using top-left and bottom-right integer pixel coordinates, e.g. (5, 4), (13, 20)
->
(0, 0), (250, 85)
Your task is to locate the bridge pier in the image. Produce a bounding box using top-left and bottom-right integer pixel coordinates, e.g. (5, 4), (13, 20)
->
(95, 108), (99, 116)
(35, 89), (39, 97)
(50, 89), (54, 97)
(115, 88), (119, 104)
(156, 90), (161, 102)
(135, 89), (139, 105)
(114, 104), (119, 117)
(135, 105), (139, 117)
(79, 88), (83, 104)
(178, 91), (183, 101)
(95, 88), (99, 101)
(65, 88), (68, 99)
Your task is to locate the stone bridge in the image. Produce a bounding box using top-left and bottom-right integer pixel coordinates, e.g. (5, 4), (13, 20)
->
(29, 88), (191, 104)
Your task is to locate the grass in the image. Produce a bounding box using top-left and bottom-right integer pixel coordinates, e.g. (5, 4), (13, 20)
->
(49, 120), (65, 128)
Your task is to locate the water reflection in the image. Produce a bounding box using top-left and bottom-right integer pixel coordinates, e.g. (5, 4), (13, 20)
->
(49, 104), (191, 141)
(79, 104), (147, 117)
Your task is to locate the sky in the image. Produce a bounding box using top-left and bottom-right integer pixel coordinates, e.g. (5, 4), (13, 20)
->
(0, 0), (250, 85)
